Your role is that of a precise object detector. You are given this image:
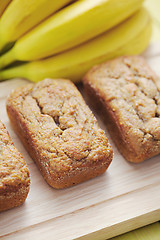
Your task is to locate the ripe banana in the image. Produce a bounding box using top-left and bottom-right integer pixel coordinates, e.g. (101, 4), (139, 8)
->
(0, 0), (74, 51)
(0, 0), (12, 17)
(0, 8), (152, 83)
(0, 0), (144, 68)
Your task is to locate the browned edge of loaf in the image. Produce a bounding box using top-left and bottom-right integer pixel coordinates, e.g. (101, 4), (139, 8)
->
(83, 56), (160, 163)
(0, 123), (30, 212)
(6, 79), (113, 189)
(0, 186), (29, 212)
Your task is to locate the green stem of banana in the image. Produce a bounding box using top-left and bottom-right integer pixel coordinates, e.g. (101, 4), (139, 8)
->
(0, 48), (16, 69)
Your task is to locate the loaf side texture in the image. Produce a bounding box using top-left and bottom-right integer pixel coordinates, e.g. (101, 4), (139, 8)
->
(0, 121), (30, 211)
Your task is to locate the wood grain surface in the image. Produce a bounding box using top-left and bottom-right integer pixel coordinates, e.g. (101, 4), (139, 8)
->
(0, 41), (160, 240)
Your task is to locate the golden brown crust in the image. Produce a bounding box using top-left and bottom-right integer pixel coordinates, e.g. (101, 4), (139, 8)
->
(83, 56), (160, 163)
(6, 79), (113, 189)
(0, 121), (30, 212)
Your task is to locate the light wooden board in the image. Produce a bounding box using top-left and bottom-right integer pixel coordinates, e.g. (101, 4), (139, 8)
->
(0, 42), (160, 240)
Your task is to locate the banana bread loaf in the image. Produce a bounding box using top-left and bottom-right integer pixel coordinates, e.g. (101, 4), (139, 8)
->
(83, 56), (160, 163)
(0, 121), (30, 212)
(6, 79), (113, 189)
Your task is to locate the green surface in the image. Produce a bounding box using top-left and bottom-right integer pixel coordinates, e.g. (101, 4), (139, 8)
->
(145, 0), (160, 42)
(145, 0), (160, 24)
(110, 223), (160, 240)
(109, 0), (160, 239)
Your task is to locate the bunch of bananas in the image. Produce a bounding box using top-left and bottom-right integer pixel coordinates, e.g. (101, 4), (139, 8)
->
(0, 0), (152, 83)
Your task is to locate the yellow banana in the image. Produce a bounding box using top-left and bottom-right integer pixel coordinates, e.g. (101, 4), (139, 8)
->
(0, 0), (74, 51)
(0, 8), (152, 83)
(0, 0), (144, 68)
(0, 0), (12, 17)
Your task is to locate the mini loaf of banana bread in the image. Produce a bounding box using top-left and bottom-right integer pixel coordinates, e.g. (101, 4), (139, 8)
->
(83, 56), (160, 163)
(6, 79), (113, 189)
(0, 121), (30, 212)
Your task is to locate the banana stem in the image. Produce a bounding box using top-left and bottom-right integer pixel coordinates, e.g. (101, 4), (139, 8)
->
(0, 48), (16, 69)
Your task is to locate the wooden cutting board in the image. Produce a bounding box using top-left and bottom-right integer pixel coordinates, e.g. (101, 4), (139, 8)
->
(0, 42), (160, 240)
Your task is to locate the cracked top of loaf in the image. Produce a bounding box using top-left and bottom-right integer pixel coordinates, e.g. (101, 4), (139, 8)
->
(0, 121), (30, 194)
(83, 56), (160, 162)
(6, 79), (112, 187)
